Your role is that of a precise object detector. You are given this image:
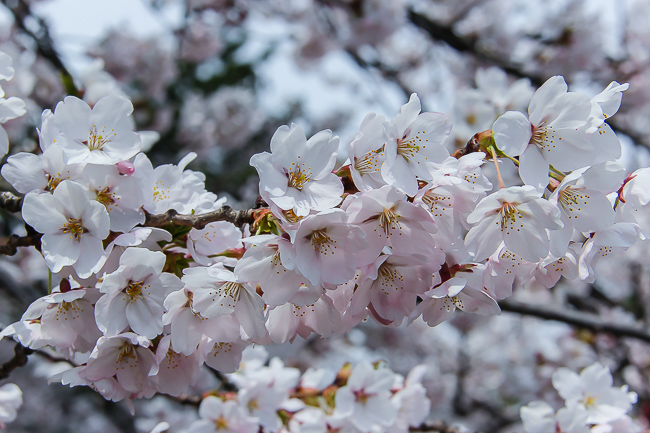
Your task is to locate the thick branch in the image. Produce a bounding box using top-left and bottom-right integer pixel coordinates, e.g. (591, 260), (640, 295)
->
(144, 206), (257, 230)
(0, 233), (42, 256)
(0, 342), (33, 380)
(499, 300), (650, 343)
(0, 191), (23, 213)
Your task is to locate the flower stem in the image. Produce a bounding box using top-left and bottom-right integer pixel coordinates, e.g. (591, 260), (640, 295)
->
(490, 146), (506, 189)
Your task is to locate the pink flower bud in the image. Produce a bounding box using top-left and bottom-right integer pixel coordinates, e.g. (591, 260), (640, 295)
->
(116, 161), (135, 175)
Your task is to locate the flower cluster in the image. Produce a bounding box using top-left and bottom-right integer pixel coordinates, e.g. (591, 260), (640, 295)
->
(0, 43), (649, 428)
(521, 363), (640, 433)
(179, 347), (429, 433)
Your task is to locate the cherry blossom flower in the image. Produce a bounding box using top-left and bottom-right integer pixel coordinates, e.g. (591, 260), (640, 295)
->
(334, 362), (398, 431)
(250, 123), (343, 217)
(552, 363), (637, 424)
(95, 247), (183, 339)
(465, 185), (563, 262)
(0, 383), (22, 429)
(52, 95), (141, 165)
(492, 76), (596, 189)
(21, 180), (110, 277)
(381, 93), (452, 196)
(292, 209), (368, 286)
(348, 112), (388, 191)
(188, 396), (258, 433)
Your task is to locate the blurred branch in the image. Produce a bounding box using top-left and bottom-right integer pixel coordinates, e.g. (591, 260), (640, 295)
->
(0, 342), (32, 380)
(144, 206), (257, 230)
(0, 233), (42, 256)
(0, 191), (23, 213)
(1, 0), (78, 95)
(499, 300), (650, 343)
(406, 9), (648, 148)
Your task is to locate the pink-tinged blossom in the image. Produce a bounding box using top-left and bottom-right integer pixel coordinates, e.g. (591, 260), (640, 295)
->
(95, 247), (183, 339)
(348, 112), (388, 191)
(0, 52), (26, 158)
(187, 221), (242, 266)
(413, 263), (500, 327)
(53, 367), (130, 404)
(21, 288), (101, 353)
(483, 245), (536, 300)
(188, 396), (258, 433)
(381, 93), (452, 196)
(134, 152), (226, 215)
(203, 339), (249, 374)
(235, 235), (321, 308)
(163, 287), (241, 355)
(0, 383), (22, 429)
(80, 333), (159, 395)
(552, 363), (637, 424)
(82, 163), (146, 233)
(351, 254), (438, 324)
(153, 335), (203, 397)
(548, 162), (624, 256)
(578, 223), (641, 282)
(183, 264), (268, 343)
(465, 185), (563, 262)
(334, 362), (398, 432)
(390, 366), (431, 433)
(266, 292), (341, 343)
(52, 95), (141, 165)
(521, 401), (591, 433)
(238, 381), (287, 432)
(293, 209), (368, 286)
(250, 123), (343, 217)
(2, 144), (84, 194)
(529, 248), (579, 289)
(493, 76), (596, 189)
(344, 185), (439, 265)
(21, 180), (110, 277)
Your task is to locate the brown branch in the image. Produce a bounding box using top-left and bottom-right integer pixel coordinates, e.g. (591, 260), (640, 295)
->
(0, 191), (23, 213)
(0, 342), (33, 380)
(0, 233), (42, 256)
(144, 206), (257, 230)
(499, 300), (650, 343)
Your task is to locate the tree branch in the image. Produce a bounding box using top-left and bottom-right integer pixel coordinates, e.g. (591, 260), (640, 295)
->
(0, 233), (42, 256)
(499, 299), (650, 343)
(0, 342), (33, 380)
(144, 206), (257, 230)
(0, 191), (23, 213)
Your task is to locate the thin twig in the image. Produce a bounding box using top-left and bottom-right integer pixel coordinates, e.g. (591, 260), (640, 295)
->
(144, 206), (257, 230)
(499, 300), (650, 343)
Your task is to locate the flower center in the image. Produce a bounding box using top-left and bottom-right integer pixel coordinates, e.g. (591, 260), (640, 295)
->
(558, 186), (589, 216)
(125, 280), (145, 301)
(354, 149), (383, 174)
(530, 120), (558, 152)
(377, 264), (404, 294)
(61, 218), (86, 241)
(288, 166), (311, 190)
(215, 416), (229, 430)
(96, 186), (116, 208)
(421, 191), (452, 217)
(84, 125), (111, 151)
(377, 208), (400, 235)
(499, 202), (523, 234)
(117, 343), (137, 363)
(397, 135), (420, 161)
(308, 229), (335, 254)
